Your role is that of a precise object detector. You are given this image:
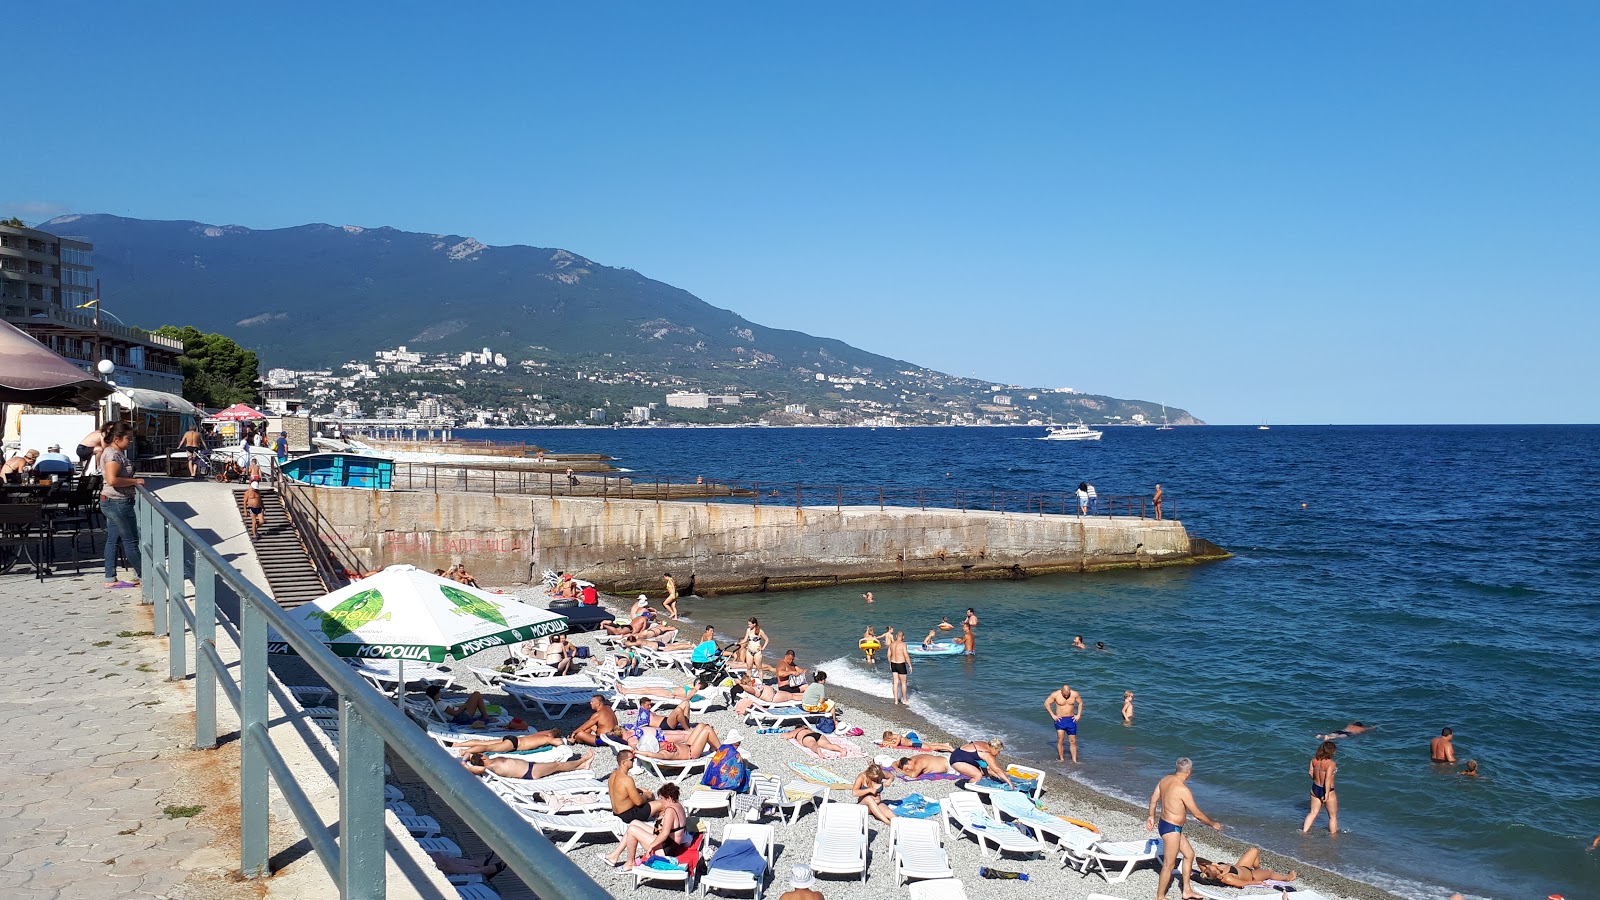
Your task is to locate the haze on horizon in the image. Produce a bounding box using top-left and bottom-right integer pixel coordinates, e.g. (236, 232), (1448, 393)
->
(5, 3), (1596, 425)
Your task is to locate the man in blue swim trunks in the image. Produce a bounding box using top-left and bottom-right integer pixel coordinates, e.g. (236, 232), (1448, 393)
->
(1146, 757), (1223, 900)
(1044, 683), (1083, 763)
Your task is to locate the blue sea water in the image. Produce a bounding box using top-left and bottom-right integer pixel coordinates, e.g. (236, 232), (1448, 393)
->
(461, 424), (1600, 898)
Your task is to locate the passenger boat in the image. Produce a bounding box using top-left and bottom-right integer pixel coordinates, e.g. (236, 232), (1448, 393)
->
(1042, 422), (1103, 441)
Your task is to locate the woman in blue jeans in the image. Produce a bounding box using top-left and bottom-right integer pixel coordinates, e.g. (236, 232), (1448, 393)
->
(100, 422), (146, 589)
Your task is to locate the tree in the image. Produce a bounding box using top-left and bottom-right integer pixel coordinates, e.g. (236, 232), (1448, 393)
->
(153, 325), (262, 408)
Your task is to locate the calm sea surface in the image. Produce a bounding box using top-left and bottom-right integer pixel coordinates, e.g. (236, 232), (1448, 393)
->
(461, 424), (1600, 898)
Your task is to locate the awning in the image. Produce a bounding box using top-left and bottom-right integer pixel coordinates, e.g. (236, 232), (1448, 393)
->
(0, 320), (114, 410)
(113, 387), (202, 416)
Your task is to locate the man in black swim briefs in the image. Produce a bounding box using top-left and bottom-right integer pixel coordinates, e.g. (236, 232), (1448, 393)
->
(885, 628), (913, 705)
(608, 749), (655, 823)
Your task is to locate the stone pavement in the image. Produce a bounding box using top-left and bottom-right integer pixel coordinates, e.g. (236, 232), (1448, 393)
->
(0, 481), (453, 899)
(0, 569), (254, 900)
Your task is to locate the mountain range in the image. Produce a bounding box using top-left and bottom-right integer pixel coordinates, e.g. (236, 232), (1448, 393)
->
(38, 214), (1201, 425)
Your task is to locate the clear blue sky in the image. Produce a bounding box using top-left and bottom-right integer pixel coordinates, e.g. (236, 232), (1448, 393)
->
(7, 2), (1597, 423)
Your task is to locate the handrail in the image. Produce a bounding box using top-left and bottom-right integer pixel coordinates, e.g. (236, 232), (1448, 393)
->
(274, 471), (362, 586)
(382, 461), (1178, 520)
(133, 486), (609, 900)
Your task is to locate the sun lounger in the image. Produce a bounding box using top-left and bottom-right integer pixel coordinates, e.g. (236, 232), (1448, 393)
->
(958, 764), (1045, 801)
(907, 879), (969, 900)
(481, 768), (604, 799)
(347, 658), (454, 693)
(1193, 889), (1330, 900)
(634, 748), (715, 784)
(487, 779), (611, 815)
(703, 823), (775, 899)
(808, 801), (869, 882)
(1060, 829), (1160, 884)
(502, 682), (603, 719)
(684, 787), (736, 818)
(454, 885), (501, 900)
(508, 807), (623, 851)
(631, 832), (704, 894)
(890, 817), (954, 886)
(989, 791), (1090, 849)
(940, 793), (1045, 858)
(396, 814), (441, 837)
(414, 836), (462, 856)
(748, 773), (828, 826)
(742, 697), (827, 728)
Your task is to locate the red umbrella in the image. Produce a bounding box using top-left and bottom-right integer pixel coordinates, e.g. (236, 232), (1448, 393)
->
(211, 403), (267, 421)
(0, 320), (114, 410)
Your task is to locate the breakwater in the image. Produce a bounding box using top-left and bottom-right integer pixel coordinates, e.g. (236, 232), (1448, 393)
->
(299, 486), (1221, 593)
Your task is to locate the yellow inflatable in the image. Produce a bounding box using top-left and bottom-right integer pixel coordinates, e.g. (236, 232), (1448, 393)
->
(858, 638), (881, 660)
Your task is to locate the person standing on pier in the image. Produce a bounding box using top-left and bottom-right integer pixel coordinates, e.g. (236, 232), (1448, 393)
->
(1146, 757), (1223, 900)
(1087, 482), (1098, 514)
(662, 573), (679, 618)
(1153, 483), (1165, 521)
(886, 629), (913, 705)
(1076, 482), (1089, 515)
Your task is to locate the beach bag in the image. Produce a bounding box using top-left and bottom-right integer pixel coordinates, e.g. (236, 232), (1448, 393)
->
(816, 717), (836, 735)
(575, 646), (591, 659)
(700, 744), (752, 793)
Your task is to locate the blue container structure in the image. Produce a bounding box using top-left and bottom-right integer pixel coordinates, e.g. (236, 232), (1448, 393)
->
(280, 453), (393, 489)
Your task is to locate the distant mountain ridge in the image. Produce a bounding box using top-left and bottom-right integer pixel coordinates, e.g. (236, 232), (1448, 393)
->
(36, 213), (1202, 425)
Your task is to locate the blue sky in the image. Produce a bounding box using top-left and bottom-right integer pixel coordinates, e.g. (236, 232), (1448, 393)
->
(7, 2), (1597, 423)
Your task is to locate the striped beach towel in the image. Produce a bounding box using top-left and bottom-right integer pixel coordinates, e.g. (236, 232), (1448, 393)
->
(787, 762), (851, 788)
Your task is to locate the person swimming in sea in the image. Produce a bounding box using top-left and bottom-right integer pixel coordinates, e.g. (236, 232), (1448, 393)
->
(1316, 721), (1370, 741)
(937, 616), (954, 631)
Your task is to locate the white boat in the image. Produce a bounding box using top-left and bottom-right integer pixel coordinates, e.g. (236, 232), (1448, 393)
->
(1042, 422), (1103, 441)
(1258, 422), (1271, 431)
(1157, 404), (1173, 431)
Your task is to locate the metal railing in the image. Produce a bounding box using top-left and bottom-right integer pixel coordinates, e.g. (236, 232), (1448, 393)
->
(134, 486), (608, 900)
(384, 461), (1178, 519)
(275, 472), (363, 588)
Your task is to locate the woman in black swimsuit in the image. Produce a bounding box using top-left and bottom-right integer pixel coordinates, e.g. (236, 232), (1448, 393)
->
(607, 782), (688, 872)
(787, 724), (852, 756)
(1301, 740), (1338, 834)
(1196, 847), (1298, 887)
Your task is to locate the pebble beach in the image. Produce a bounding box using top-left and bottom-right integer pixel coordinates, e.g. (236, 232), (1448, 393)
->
(436, 589), (1407, 900)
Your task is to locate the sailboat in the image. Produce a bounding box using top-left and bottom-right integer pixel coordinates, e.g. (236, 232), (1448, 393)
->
(1258, 421), (1271, 431)
(1157, 404), (1173, 431)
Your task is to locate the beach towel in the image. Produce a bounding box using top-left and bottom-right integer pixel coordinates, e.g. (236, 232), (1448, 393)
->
(706, 838), (765, 880)
(974, 772), (1040, 793)
(701, 744), (752, 792)
(885, 792), (940, 819)
(788, 736), (865, 761)
(787, 762), (851, 788)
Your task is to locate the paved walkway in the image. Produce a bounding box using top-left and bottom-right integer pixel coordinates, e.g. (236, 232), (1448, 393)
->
(0, 480), (450, 899)
(0, 568), (253, 900)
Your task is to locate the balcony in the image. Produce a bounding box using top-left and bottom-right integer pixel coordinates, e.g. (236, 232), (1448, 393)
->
(0, 302), (184, 351)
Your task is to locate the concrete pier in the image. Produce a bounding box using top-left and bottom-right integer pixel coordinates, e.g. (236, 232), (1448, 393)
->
(300, 487), (1222, 594)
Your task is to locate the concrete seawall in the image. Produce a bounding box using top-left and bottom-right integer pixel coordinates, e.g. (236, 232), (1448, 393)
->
(303, 487), (1222, 594)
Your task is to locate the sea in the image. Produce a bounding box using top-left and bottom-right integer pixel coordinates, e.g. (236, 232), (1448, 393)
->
(459, 424), (1600, 899)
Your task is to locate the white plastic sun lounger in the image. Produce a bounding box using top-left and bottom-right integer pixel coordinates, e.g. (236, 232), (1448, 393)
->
(958, 764), (1046, 802)
(889, 817), (954, 886)
(509, 807), (624, 851)
(703, 822), (775, 899)
(1194, 890), (1331, 900)
(487, 779), (611, 815)
(748, 773), (828, 825)
(989, 791), (1088, 849)
(502, 682), (603, 719)
(1060, 828), (1161, 884)
(809, 801), (869, 882)
(481, 768), (604, 799)
(741, 696), (828, 728)
(347, 658), (454, 693)
(940, 793), (1045, 858)
(634, 748), (715, 784)
(907, 879), (969, 900)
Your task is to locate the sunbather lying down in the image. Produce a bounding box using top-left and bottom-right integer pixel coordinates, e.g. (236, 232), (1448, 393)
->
(894, 754), (952, 777)
(461, 748), (595, 780)
(450, 727), (566, 755)
(879, 730), (955, 753)
(1195, 847), (1297, 887)
(630, 722), (722, 760)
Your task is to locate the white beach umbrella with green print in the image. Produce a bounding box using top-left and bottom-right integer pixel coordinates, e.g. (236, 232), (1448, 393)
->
(270, 564), (568, 675)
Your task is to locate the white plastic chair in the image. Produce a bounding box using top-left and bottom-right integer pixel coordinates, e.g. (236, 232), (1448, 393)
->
(808, 801), (869, 882)
(747, 773), (826, 825)
(889, 817), (954, 886)
(702, 822), (775, 899)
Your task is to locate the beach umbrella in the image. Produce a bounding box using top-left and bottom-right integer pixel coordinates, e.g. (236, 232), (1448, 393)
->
(269, 565), (568, 698)
(211, 402), (268, 421)
(0, 319), (114, 410)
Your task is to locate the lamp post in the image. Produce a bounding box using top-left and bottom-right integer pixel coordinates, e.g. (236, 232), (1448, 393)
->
(97, 358), (117, 429)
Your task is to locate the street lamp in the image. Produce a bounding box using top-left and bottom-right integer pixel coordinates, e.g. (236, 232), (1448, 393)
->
(98, 359), (117, 429)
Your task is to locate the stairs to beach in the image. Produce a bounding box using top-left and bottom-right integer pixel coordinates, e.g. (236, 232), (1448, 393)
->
(231, 487), (332, 607)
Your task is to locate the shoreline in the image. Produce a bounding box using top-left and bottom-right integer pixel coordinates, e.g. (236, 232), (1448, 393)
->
(671, 596), (1405, 900)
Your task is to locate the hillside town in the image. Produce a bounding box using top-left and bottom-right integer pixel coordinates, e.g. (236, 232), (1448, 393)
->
(263, 343), (1178, 429)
